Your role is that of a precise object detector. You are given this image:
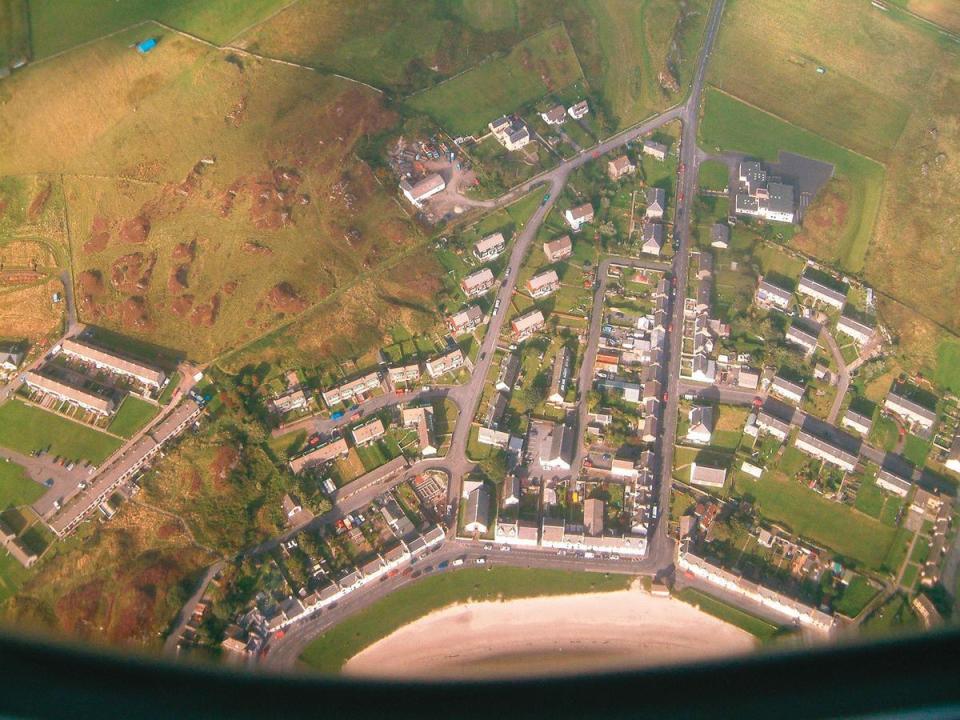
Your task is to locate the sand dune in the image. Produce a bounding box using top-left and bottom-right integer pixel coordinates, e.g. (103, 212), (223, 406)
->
(343, 588), (756, 680)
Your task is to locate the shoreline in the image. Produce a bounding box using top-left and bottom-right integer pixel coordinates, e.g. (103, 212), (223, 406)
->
(342, 588), (757, 680)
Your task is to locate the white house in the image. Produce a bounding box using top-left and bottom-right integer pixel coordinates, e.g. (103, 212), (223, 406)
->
(797, 272), (847, 310)
(400, 173), (445, 208)
(686, 405), (714, 445)
(565, 203), (594, 231)
(474, 232), (506, 260)
(884, 390), (936, 430)
(837, 315), (875, 345)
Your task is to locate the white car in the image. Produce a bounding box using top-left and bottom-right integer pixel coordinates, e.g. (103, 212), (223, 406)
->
(476, 557), (486, 565)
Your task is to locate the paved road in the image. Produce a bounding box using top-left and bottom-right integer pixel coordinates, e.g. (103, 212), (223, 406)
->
(174, 0), (732, 666)
(821, 327), (850, 424)
(262, 538), (653, 670)
(163, 560), (224, 655)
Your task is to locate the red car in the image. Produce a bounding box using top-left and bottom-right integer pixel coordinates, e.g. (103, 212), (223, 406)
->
(662, 392), (669, 402)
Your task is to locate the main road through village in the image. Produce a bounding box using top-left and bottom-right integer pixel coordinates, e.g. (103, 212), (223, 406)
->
(168, 0), (730, 669)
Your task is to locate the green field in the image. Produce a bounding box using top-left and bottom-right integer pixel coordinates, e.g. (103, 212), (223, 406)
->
(0, 461), (43, 510)
(833, 576), (878, 618)
(735, 473), (897, 570)
(903, 435), (931, 468)
(0, 401), (122, 464)
(299, 567), (632, 672)
(407, 24), (584, 135)
(106, 396), (160, 439)
(697, 159), (729, 191)
(699, 88), (884, 273)
(934, 339), (960, 395)
(674, 587), (781, 640)
(27, 0), (291, 58)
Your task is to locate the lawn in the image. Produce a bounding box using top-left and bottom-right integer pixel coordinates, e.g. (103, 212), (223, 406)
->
(869, 416), (900, 453)
(697, 159), (729, 191)
(735, 473), (897, 570)
(27, 0), (291, 58)
(862, 593), (919, 637)
(0, 461), (44, 509)
(854, 479), (885, 519)
(674, 587), (782, 641)
(0, 552), (30, 603)
(106, 395), (160, 439)
(699, 88), (884, 273)
(407, 24), (584, 135)
(0, 401), (122, 464)
(299, 567), (632, 673)
(833, 576), (878, 618)
(903, 434), (931, 468)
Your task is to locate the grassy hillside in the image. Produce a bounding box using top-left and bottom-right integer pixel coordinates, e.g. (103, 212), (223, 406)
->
(27, 0), (290, 58)
(0, 0), (29, 67)
(407, 24), (585, 135)
(0, 25), (426, 361)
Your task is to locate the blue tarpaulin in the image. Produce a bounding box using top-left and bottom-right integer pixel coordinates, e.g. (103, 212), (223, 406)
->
(136, 38), (157, 54)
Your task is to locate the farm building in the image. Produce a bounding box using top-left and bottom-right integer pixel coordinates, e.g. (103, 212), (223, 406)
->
(400, 173), (445, 208)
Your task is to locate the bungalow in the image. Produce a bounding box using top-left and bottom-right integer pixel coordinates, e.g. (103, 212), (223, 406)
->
(460, 268), (496, 298)
(541, 104), (566, 125)
(686, 405), (714, 444)
(599, 377), (641, 404)
(289, 437), (349, 474)
(876, 469), (912, 497)
(738, 366), (761, 390)
(22, 372), (114, 416)
(797, 272), (847, 310)
(426, 348), (465, 378)
(0, 344), (24, 371)
(646, 187), (666, 219)
(611, 458), (638, 480)
(565, 203), (594, 231)
(464, 484), (492, 534)
(548, 346), (572, 405)
(607, 155), (635, 181)
(447, 304), (484, 335)
(642, 140), (668, 161)
(771, 375), (805, 404)
(351, 418), (385, 446)
(795, 430), (858, 472)
(474, 232), (506, 260)
(281, 493), (302, 520)
(495, 352), (521, 392)
(710, 223), (730, 249)
(884, 390), (936, 430)
(321, 371), (381, 407)
(842, 409), (873, 436)
(484, 391), (508, 428)
(756, 410), (790, 441)
(400, 173), (445, 208)
(478, 426), (511, 449)
(489, 115), (531, 151)
(567, 100), (589, 119)
(402, 406), (437, 456)
(528, 269), (560, 298)
(755, 277), (793, 311)
(511, 309), (545, 341)
(642, 223), (664, 256)
(837, 315), (875, 345)
(387, 362), (420, 385)
(786, 323), (820, 356)
(543, 235), (573, 263)
(690, 463), (726, 489)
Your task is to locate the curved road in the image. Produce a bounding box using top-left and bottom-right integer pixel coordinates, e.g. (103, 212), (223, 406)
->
(184, 0), (730, 668)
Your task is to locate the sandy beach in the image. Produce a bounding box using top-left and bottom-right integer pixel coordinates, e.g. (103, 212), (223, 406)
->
(343, 588), (756, 680)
